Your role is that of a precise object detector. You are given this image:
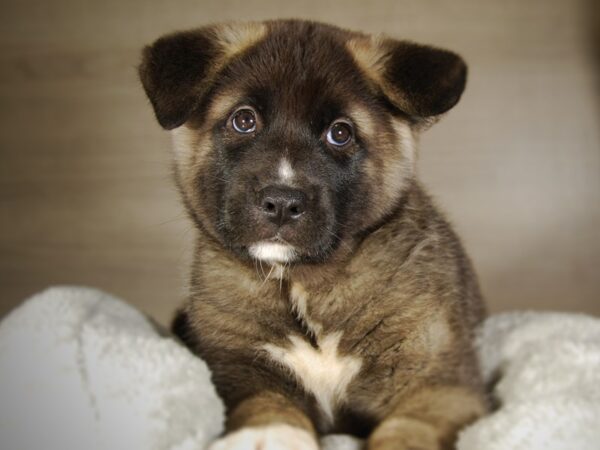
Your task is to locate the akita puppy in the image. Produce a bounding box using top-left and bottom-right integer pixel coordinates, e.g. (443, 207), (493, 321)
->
(139, 19), (487, 450)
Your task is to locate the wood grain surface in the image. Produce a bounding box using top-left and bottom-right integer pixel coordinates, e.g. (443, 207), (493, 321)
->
(1, 0), (598, 324)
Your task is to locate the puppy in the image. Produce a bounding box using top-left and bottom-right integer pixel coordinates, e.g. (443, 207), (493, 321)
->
(139, 19), (487, 450)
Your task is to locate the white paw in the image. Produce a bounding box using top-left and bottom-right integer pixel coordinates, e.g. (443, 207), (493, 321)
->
(207, 424), (319, 450)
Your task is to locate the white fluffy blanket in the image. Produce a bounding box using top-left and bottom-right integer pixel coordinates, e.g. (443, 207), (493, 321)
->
(0, 287), (599, 450)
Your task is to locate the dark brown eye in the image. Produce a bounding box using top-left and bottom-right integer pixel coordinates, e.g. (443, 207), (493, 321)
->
(232, 108), (257, 133)
(326, 121), (353, 146)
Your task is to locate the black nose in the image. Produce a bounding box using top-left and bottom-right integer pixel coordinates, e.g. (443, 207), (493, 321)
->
(258, 186), (307, 225)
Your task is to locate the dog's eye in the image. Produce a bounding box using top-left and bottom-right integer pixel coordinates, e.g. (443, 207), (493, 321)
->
(232, 108), (257, 133)
(326, 121), (353, 146)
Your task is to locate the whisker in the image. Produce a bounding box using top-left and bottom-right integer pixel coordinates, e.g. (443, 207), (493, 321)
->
(323, 227), (353, 252)
(202, 173), (230, 184)
(260, 263), (276, 289)
(253, 257), (263, 282)
(149, 212), (189, 228)
(258, 258), (266, 278)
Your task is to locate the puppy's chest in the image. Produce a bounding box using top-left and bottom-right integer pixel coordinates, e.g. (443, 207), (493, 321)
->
(261, 283), (363, 425)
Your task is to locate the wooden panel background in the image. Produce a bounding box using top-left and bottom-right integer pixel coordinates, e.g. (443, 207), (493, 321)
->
(1, 0), (599, 325)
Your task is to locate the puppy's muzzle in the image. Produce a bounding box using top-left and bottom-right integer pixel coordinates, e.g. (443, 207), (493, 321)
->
(258, 186), (307, 226)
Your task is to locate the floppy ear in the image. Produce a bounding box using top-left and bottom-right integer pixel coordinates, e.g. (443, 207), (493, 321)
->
(348, 37), (467, 118)
(139, 23), (266, 129)
(139, 28), (220, 130)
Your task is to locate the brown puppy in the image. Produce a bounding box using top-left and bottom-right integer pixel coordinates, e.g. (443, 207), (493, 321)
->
(139, 19), (487, 450)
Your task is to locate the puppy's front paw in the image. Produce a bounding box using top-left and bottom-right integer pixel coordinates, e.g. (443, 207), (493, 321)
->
(368, 418), (439, 450)
(208, 424), (319, 450)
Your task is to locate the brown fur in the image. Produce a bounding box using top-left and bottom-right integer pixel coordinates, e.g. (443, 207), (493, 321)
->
(141, 19), (487, 450)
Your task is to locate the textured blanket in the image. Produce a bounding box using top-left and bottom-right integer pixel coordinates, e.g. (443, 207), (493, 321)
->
(0, 287), (598, 450)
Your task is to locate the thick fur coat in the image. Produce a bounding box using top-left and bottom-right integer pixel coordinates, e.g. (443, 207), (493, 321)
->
(139, 19), (487, 450)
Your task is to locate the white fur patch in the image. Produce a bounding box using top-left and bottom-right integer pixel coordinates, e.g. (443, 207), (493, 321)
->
(289, 283), (322, 336)
(249, 242), (296, 264)
(278, 158), (295, 183)
(262, 332), (362, 424)
(208, 424), (318, 450)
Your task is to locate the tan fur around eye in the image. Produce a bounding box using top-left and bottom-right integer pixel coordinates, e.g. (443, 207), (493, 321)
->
(347, 103), (376, 138)
(206, 91), (243, 123)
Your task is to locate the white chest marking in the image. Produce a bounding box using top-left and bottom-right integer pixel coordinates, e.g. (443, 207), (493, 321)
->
(278, 158), (295, 182)
(289, 283), (322, 336)
(262, 331), (362, 424)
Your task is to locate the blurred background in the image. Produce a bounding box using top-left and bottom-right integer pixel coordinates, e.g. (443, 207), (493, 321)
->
(1, 0), (598, 325)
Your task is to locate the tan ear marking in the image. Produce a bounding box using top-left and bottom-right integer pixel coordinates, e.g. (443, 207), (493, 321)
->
(193, 23), (267, 120)
(345, 35), (388, 88)
(215, 22), (267, 59)
(347, 35), (467, 117)
(346, 36), (413, 115)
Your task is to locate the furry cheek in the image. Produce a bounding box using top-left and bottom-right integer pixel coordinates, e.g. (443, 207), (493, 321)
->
(170, 125), (224, 240)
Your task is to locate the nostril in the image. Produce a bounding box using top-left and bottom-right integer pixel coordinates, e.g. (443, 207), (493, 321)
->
(257, 186), (307, 224)
(261, 198), (280, 218)
(288, 203), (304, 217)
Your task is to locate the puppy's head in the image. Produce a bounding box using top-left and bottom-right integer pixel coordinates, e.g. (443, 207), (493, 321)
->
(139, 20), (466, 265)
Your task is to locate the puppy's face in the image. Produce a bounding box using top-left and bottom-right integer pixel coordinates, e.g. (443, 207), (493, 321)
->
(140, 20), (466, 265)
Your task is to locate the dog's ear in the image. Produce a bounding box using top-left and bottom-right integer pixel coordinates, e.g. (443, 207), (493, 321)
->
(348, 37), (467, 118)
(138, 29), (220, 130)
(139, 23), (266, 129)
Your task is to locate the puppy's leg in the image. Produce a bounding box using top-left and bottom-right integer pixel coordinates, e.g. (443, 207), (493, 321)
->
(368, 386), (486, 450)
(209, 391), (319, 450)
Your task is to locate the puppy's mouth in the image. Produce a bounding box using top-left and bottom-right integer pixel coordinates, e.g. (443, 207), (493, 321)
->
(248, 240), (297, 264)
